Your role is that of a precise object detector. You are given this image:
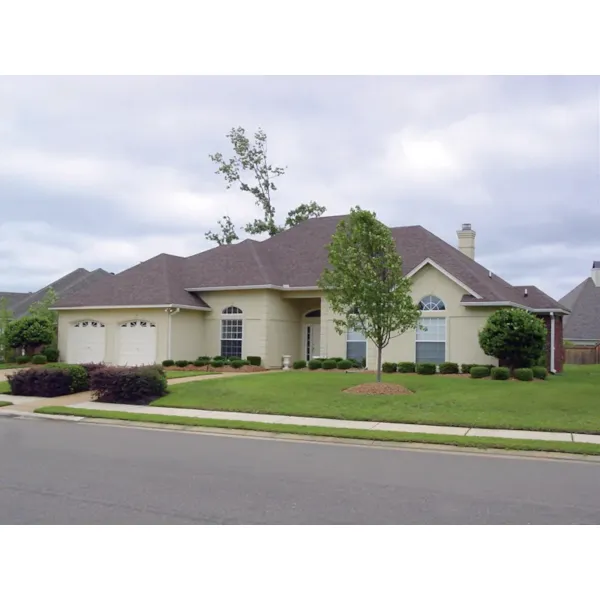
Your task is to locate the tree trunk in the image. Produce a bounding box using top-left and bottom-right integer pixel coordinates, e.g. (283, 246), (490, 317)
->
(376, 345), (382, 383)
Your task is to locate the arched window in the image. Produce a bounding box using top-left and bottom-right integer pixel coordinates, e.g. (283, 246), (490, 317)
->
(305, 309), (321, 318)
(221, 306), (243, 358)
(418, 295), (445, 311)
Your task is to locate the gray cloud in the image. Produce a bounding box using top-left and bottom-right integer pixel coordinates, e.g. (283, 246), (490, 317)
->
(0, 75), (598, 299)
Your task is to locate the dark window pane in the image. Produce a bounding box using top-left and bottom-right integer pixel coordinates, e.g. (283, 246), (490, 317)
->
(415, 342), (445, 365)
(221, 339), (242, 359)
(346, 341), (367, 362)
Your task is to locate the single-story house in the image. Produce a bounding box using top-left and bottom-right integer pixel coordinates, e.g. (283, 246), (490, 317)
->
(559, 262), (600, 346)
(51, 215), (568, 372)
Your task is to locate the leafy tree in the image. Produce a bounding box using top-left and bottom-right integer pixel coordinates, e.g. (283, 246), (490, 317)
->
(0, 296), (13, 358)
(318, 207), (421, 382)
(207, 126), (326, 244)
(4, 315), (54, 356)
(28, 287), (58, 326)
(478, 308), (547, 369)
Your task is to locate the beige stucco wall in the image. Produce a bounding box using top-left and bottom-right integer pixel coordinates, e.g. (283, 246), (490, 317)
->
(57, 308), (169, 365)
(170, 309), (205, 361)
(322, 264), (498, 369)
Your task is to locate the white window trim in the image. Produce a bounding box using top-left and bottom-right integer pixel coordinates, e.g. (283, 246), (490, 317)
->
(406, 258), (482, 299)
(415, 316), (448, 363)
(220, 307), (244, 358)
(418, 295), (446, 311)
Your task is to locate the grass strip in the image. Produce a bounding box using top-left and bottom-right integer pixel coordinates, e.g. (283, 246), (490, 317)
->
(34, 405), (600, 456)
(0, 401), (12, 407)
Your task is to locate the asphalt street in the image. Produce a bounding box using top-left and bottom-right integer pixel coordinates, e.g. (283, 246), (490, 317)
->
(1, 416), (600, 524)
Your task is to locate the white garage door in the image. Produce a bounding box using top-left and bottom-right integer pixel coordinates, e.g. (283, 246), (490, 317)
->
(67, 321), (106, 364)
(117, 320), (157, 366)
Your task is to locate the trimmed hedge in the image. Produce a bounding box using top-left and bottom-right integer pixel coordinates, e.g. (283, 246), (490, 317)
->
(308, 359), (323, 370)
(16, 356), (30, 364)
(197, 356), (211, 361)
(246, 356), (262, 366)
(322, 359), (337, 370)
(162, 359), (175, 367)
(31, 354), (48, 365)
(7, 364), (88, 397)
(293, 360), (307, 369)
(193, 359), (209, 367)
(416, 363), (436, 375)
(532, 366), (548, 380)
(42, 346), (59, 362)
(337, 359), (353, 370)
(461, 363), (475, 375)
(175, 360), (190, 368)
(382, 362), (397, 373)
(439, 362), (459, 375)
(90, 366), (168, 404)
(514, 368), (534, 382)
(491, 366), (510, 380)
(211, 360), (225, 368)
(231, 359), (249, 369)
(397, 362), (416, 373)
(329, 357), (344, 362)
(470, 366), (489, 379)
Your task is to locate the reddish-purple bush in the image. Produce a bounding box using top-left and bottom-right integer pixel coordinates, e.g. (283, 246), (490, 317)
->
(90, 365), (167, 405)
(8, 367), (73, 397)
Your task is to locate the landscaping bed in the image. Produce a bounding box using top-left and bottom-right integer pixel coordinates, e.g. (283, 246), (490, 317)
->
(150, 366), (600, 434)
(168, 364), (266, 374)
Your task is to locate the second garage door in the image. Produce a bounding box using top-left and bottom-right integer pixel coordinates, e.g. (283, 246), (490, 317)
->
(117, 320), (157, 366)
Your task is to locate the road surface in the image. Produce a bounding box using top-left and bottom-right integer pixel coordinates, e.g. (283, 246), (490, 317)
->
(1, 416), (600, 524)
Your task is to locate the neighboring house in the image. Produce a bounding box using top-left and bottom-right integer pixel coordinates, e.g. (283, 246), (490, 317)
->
(52, 215), (568, 372)
(559, 262), (600, 346)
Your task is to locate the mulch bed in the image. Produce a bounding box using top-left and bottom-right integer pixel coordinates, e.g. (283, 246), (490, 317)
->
(344, 382), (413, 396)
(168, 365), (268, 374)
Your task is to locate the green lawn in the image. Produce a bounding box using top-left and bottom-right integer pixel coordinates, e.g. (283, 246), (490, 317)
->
(0, 363), (20, 370)
(0, 401), (12, 407)
(151, 365), (600, 434)
(166, 371), (220, 379)
(35, 405), (600, 456)
(0, 381), (10, 394)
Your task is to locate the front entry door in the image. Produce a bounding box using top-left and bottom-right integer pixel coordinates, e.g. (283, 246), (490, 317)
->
(305, 324), (321, 361)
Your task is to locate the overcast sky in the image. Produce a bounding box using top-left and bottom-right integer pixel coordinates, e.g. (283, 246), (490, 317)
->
(0, 76), (598, 300)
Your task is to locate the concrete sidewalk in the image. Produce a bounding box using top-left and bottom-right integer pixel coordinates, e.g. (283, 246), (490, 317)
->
(65, 400), (600, 445)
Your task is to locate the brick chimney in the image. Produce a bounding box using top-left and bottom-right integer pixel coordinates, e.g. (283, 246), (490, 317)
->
(592, 261), (600, 286)
(457, 223), (476, 260)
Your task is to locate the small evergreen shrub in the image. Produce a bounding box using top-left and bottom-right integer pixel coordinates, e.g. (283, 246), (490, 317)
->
(337, 359), (353, 370)
(193, 359), (209, 367)
(382, 362), (397, 373)
(329, 357), (344, 363)
(211, 360), (225, 368)
(90, 366), (168, 404)
(439, 362), (459, 375)
(162, 359), (175, 367)
(42, 346), (59, 362)
(175, 360), (190, 368)
(397, 362), (416, 373)
(293, 360), (307, 369)
(350, 359), (362, 369)
(246, 356), (262, 366)
(490, 366), (510, 380)
(470, 366), (490, 379)
(322, 359), (337, 370)
(416, 363), (436, 375)
(16, 356), (30, 364)
(212, 356), (226, 361)
(231, 359), (246, 369)
(532, 366), (548, 380)
(461, 364), (475, 375)
(31, 354), (48, 365)
(514, 368), (534, 382)
(308, 359), (323, 370)
(197, 356), (211, 361)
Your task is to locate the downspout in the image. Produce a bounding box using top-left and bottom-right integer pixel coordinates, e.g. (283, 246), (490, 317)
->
(549, 312), (557, 374)
(165, 306), (181, 360)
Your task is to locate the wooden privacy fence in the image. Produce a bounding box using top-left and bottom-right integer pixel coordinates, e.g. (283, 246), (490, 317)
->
(565, 345), (600, 365)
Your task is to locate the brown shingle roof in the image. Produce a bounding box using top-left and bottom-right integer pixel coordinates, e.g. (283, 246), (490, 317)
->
(559, 278), (600, 340)
(54, 214), (565, 312)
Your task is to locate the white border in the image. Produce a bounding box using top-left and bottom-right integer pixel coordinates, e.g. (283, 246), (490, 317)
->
(406, 258), (483, 299)
(51, 304), (212, 312)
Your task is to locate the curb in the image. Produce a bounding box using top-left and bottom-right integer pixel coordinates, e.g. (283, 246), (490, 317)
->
(0, 409), (85, 422)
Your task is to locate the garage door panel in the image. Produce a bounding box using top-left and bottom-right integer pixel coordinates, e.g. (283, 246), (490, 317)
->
(117, 320), (157, 366)
(67, 320), (106, 364)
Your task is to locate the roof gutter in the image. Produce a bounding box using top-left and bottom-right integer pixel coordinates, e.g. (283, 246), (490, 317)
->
(460, 301), (569, 315)
(50, 304), (211, 312)
(184, 285), (321, 292)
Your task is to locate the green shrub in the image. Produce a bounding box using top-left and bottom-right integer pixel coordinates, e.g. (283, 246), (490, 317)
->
(490, 366), (510, 380)
(514, 368), (534, 382)
(90, 366), (167, 404)
(350, 359), (362, 369)
(42, 346), (59, 362)
(246, 356), (262, 366)
(193, 359), (209, 367)
(470, 366), (490, 379)
(439, 362), (459, 374)
(197, 356), (211, 361)
(212, 356), (226, 361)
(322, 359), (337, 370)
(231, 359), (246, 369)
(329, 357), (344, 363)
(308, 359), (323, 370)
(382, 362), (397, 373)
(293, 360), (307, 369)
(162, 359), (175, 367)
(211, 360), (225, 368)
(416, 362), (436, 375)
(532, 366), (548, 380)
(31, 354), (48, 365)
(460, 364), (473, 374)
(397, 362), (416, 373)
(337, 359), (353, 370)
(8, 367), (72, 397)
(175, 360), (189, 368)
(16, 355), (30, 364)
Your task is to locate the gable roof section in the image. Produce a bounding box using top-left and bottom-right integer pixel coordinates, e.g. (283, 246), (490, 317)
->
(0, 291), (31, 311)
(53, 254), (210, 310)
(53, 214), (565, 312)
(559, 278), (600, 340)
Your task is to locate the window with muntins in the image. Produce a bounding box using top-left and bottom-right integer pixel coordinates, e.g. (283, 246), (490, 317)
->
(416, 317), (446, 364)
(221, 307), (243, 358)
(346, 328), (367, 364)
(418, 295), (445, 311)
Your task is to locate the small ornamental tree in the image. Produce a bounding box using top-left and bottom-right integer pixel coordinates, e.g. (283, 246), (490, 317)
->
(318, 207), (421, 382)
(478, 308), (547, 369)
(4, 315), (55, 356)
